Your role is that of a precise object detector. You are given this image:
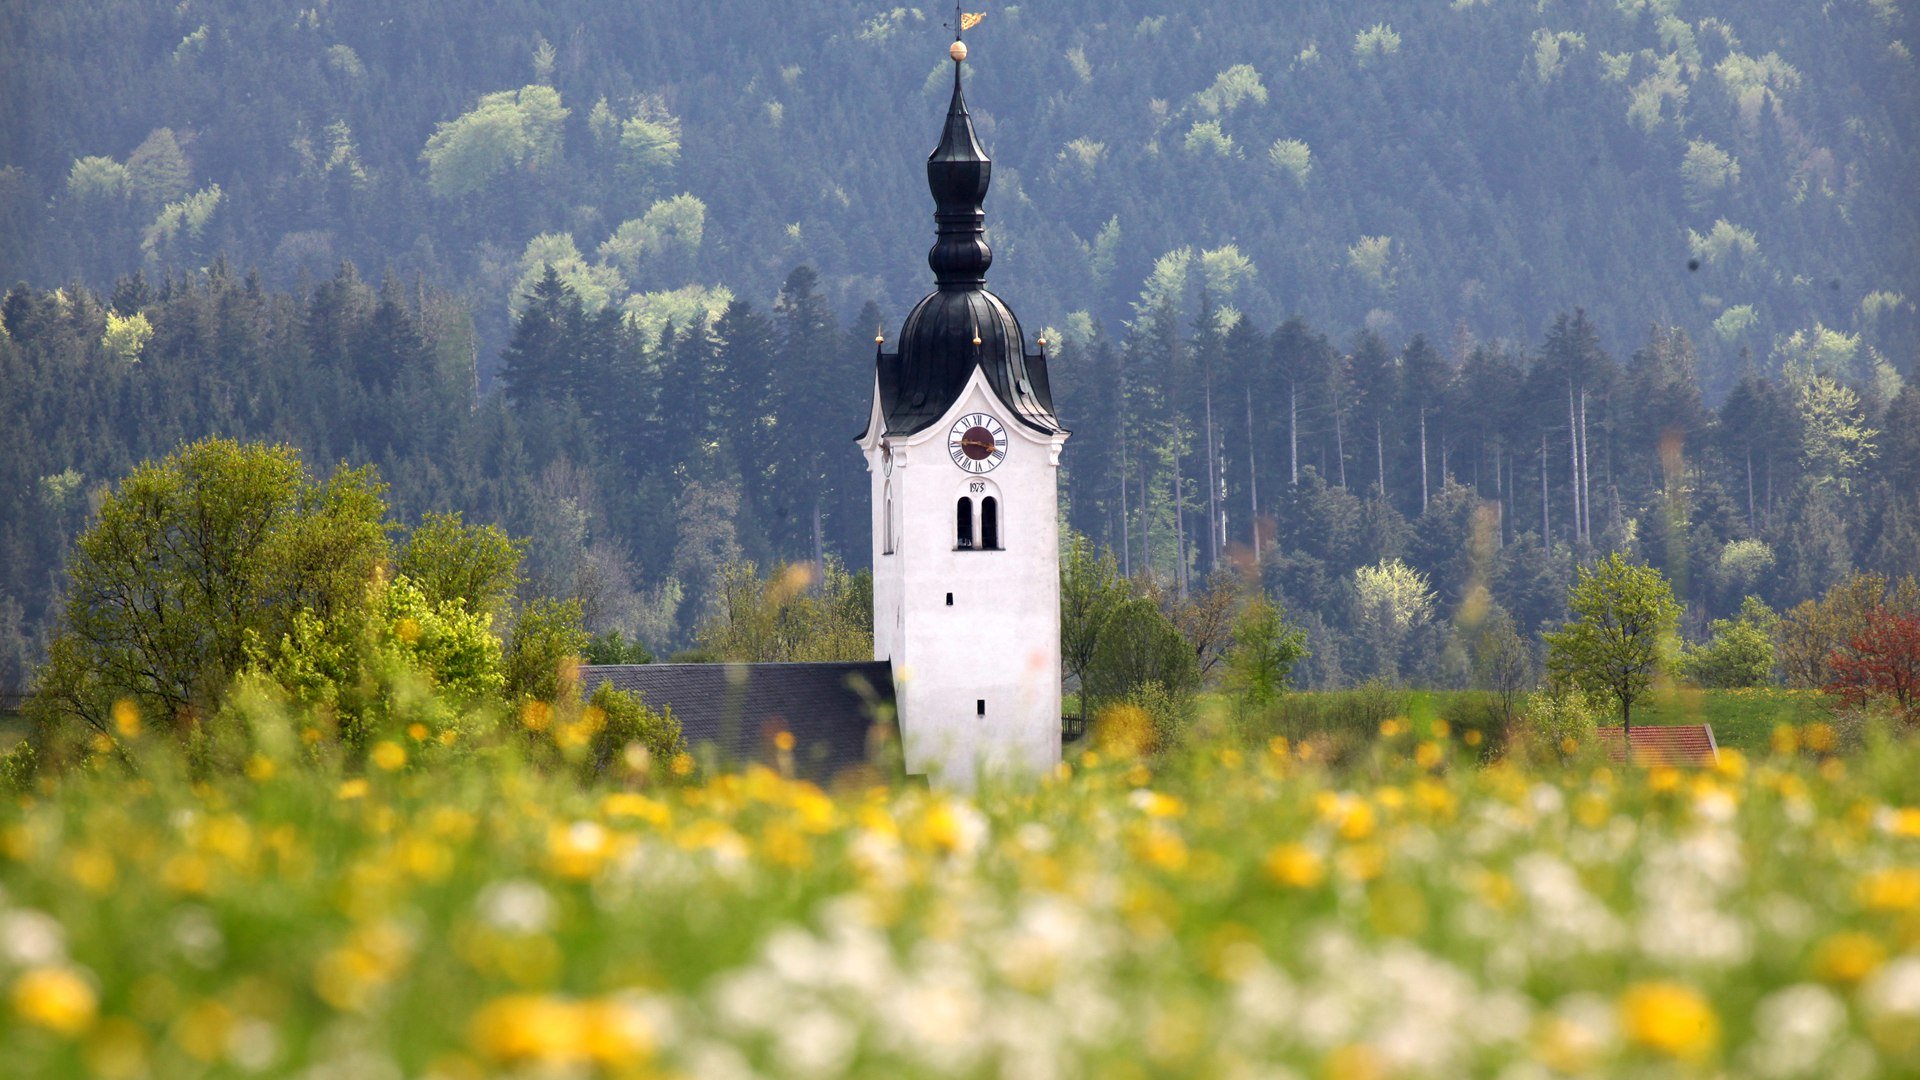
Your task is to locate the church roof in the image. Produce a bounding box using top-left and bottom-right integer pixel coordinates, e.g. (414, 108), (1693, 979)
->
(863, 34), (1061, 440)
(580, 662), (899, 786)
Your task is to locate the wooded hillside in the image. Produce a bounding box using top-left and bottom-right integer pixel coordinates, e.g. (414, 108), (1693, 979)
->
(5, 1), (1916, 381)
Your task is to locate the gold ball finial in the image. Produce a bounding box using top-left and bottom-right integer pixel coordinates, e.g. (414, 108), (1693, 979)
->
(949, 40), (968, 63)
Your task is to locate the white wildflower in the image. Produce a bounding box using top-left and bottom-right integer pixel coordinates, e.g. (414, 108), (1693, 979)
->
(0, 909), (66, 966)
(776, 1007), (858, 1078)
(1742, 983), (1844, 1078)
(1862, 956), (1920, 1019)
(171, 906), (225, 969)
(475, 879), (554, 934)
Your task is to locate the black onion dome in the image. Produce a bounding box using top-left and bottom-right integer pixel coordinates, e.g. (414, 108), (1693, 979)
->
(865, 48), (1061, 439)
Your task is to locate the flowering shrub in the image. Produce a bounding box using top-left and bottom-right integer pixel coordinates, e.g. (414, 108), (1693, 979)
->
(2, 707), (1918, 1077)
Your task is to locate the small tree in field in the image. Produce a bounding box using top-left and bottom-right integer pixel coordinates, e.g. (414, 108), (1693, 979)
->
(31, 438), (389, 737)
(1059, 533), (1129, 719)
(1223, 594), (1308, 710)
(1825, 609), (1920, 726)
(1471, 607), (1535, 728)
(1544, 553), (1681, 733)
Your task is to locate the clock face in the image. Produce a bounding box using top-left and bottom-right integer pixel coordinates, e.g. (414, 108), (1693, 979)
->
(947, 412), (1008, 473)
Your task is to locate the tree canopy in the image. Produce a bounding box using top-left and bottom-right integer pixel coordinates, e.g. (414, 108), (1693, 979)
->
(1544, 553), (1683, 729)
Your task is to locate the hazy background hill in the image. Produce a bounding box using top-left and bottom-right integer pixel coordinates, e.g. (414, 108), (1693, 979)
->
(4, 0), (1916, 384)
(2, 1), (1918, 687)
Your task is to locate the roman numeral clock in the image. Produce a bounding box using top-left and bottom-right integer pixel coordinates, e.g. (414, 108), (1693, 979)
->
(947, 412), (1007, 473)
(856, 22), (1069, 787)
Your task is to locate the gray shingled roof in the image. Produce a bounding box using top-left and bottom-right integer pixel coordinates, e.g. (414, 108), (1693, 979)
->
(579, 662), (898, 786)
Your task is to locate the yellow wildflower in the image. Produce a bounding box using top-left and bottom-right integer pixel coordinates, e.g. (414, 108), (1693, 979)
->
(581, 997), (656, 1066)
(244, 755), (275, 782)
(1771, 723), (1800, 756)
(1884, 808), (1920, 839)
(1337, 799), (1376, 841)
(112, 699), (141, 739)
(602, 792), (670, 827)
(1812, 931), (1886, 984)
(760, 822), (811, 868)
(468, 995), (589, 1065)
(1619, 981), (1718, 1061)
(371, 740), (407, 772)
(1415, 741), (1444, 769)
(407, 722), (429, 741)
(1135, 825), (1189, 873)
(1133, 790), (1186, 818)
(11, 966), (98, 1036)
(548, 821), (615, 880)
(1803, 722), (1837, 754)
(1860, 868), (1920, 911)
(1411, 779), (1456, 819)
(1264, 843), (1325, 888)
(337, 778), (369, 800)
(64, 847), (117, 893)
(1463, 729), (1483, 747)
(1335, 843), (1386, 882)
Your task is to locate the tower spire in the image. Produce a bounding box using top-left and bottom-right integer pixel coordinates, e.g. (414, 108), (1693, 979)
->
(927, 15), (991, 290)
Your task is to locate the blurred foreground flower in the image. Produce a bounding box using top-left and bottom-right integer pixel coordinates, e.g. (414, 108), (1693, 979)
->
(11, 965), (97, 1036)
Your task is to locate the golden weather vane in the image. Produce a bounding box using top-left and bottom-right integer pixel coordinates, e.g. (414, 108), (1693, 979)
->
(946, 4), (986, 39)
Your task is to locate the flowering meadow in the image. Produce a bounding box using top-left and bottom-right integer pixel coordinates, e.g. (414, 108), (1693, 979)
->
(4, 718), (1920, 1079)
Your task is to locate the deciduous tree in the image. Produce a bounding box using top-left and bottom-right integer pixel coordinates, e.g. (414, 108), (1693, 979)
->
(1544, 552), (1681, 731)
(1825, 609), (1920, 725)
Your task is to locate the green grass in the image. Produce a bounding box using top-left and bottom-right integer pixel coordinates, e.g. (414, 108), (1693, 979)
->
(1220, 686), (1837, 759)
(1628, 686), (1832, 753)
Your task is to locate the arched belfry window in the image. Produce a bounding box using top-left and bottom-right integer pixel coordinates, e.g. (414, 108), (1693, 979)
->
(981, 496), (1000, 550)
(956, 497), (974, 549)
(883, 480), (894, 555)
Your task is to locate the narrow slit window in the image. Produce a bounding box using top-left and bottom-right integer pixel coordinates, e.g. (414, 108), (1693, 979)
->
(956, 497), (974, 549)
(945, 592), (953, 606)
(981, 496), (999, 550)
(976, 699), (986, 716)
(883, 480), (894, 555)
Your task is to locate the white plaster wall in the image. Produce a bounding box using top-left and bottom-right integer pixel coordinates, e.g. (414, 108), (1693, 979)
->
(863, 368), (1064, 787)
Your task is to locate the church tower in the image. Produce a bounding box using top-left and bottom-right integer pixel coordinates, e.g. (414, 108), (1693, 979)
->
(858, 21), (1067, 786)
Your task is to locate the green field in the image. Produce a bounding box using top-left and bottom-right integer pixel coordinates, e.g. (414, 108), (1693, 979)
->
(1234, 687), (1839, 758)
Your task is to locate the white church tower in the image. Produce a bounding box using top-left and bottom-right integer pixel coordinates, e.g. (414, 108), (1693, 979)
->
(858, 23), (1068, 786)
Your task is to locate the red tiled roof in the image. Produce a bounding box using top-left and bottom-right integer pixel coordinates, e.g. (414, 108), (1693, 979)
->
(1595, 724), (1719, 767)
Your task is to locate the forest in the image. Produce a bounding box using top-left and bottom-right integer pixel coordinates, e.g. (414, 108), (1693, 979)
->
(1, 0), (1917, 690)
(2, 263), (1916, 698)
(3, 0), (1915, 381)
